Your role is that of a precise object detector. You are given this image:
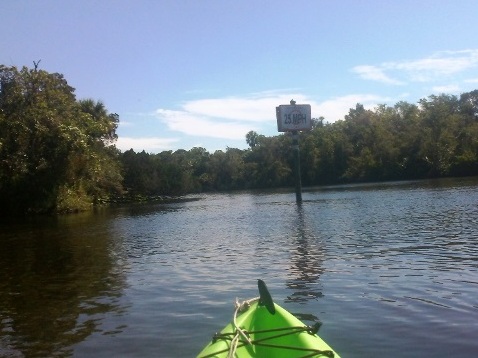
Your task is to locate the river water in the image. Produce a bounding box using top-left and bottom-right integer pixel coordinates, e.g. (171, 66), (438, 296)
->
(1, 178), (477, 357)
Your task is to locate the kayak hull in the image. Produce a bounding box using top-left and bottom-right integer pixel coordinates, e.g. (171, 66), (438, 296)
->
(197, 301), (339, 358)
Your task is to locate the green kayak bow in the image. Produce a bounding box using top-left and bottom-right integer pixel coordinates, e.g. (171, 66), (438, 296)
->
(197, 280), (340, 358)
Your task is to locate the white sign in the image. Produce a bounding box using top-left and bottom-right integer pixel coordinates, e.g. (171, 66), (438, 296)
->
(276, 104), (312, 132)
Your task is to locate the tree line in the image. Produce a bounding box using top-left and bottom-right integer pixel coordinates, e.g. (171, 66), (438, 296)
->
(1, 64), (478, 214)
(120, 91), (478, 194)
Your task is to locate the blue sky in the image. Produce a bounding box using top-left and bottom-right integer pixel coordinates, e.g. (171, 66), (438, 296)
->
(2, 1), (478, 153)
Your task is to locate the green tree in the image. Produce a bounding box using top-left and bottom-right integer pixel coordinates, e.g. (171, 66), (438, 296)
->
(78, 99), (118, 143)
(0, 65), (84, 213)
(418, 94), (460, 176)
(341, 104), (379, 180)
(245, 130), (265, 148)
(0, 65), (122, 214)
(244, 135), (292, 188)
(449, 90), (478, 176)
(309, 122), (350, 184)
(73, 99), (123, 204)
(208, 147), (246, 190)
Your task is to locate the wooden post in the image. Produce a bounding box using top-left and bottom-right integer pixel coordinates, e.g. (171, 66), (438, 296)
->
(289, 98), (302, 203)
(291, 130), (302, 203)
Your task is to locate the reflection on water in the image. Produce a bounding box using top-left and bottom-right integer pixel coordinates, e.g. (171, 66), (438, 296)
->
(285, 205), (325, 304)
(0, 213), (127, 357)
(1, 178), (478, 357)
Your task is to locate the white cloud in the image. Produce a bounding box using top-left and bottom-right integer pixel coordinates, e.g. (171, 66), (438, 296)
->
(118, 120), (135, 128)
(398, 50), (478, 76)
(156, 109), (256, 140)
(316, 94), (392, 122)
(464, 78), (478, 83)
(181, 93), (309, 122)
(154, 92), (394, 141)
(116, 136), (179, 153)
(155, 92), (315, 140)
(432, 84), (461, 93)
(352, 65), (404, 85)
(353, 49), (478, 84)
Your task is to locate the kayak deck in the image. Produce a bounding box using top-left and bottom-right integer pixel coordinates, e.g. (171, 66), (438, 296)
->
(197, 281), (340, 358)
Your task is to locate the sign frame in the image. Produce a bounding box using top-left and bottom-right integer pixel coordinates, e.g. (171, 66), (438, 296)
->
(276, 104), (312, 132)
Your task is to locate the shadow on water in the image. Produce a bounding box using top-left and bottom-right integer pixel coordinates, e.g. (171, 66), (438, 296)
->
(285, 204), (325, 305)
(0, 213), (127, 357)
(110, 196), (203, 218)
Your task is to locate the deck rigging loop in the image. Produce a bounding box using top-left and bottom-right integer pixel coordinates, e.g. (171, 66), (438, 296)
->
(209, 322), (335, 357)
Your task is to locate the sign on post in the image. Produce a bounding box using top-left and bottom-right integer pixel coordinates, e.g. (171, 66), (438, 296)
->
(276, 104), (312, 132)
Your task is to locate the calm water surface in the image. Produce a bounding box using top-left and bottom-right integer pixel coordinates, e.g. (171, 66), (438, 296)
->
(1, 178), (478, 357)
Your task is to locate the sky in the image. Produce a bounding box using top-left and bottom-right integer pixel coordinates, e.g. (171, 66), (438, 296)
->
(1, 0), (478, 153)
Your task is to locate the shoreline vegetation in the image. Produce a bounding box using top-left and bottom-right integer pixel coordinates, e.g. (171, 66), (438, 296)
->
(11, 194), (200, 216)
(2, 64), (478, 215)
(100, 194), (201, 206)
